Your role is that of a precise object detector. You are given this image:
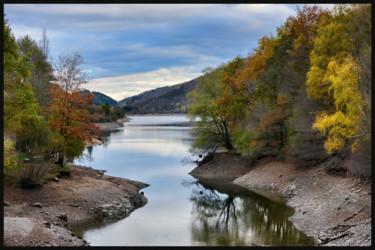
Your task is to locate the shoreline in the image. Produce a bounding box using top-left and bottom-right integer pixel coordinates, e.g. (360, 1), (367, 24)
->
(85, 117), (131, 146)
(189, 153), (371, 246)
(4, 164), (149, 246)
(94, 116), (131, 130)
(127, 113), (188, 116)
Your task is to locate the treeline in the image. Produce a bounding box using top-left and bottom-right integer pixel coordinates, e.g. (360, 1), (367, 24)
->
(87, 103), (125, 122)
(187, 5), (371, 171)
(3, 15), (106, 185)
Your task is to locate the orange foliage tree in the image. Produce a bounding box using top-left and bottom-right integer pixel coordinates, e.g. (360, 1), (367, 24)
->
(43, 52), (100, 167)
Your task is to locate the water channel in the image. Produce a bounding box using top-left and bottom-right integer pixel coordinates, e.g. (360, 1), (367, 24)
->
(71, 115), (314, 246)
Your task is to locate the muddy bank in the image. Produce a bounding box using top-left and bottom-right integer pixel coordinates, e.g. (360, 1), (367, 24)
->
(189, 153), (371, 246)
(3, 164), (149, 246)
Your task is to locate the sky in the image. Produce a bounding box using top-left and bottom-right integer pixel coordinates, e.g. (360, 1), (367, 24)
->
(4, 3), (334, 101)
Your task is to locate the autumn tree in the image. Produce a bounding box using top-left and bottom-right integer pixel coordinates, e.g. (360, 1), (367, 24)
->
(306, 4), (371, 155)
(43, 52), (100, 167)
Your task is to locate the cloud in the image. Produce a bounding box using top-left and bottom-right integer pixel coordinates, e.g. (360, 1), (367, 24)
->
(5, 3), (335, 100)
(5, 4), (301, 32)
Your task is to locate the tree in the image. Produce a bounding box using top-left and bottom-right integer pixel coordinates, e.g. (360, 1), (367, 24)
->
(43, 52), (100, 167)
(17, 34), (54, 107)
(306, 4), (371, 155)
(187, 66), (233, 156)
(101, 103), (110, 121)
(4, 16), (41, 138)
(3, 16), (50, 177)
(312, 56), (369, 154)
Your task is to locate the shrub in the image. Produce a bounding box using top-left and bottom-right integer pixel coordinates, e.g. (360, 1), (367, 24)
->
(6, 154), (52, 188)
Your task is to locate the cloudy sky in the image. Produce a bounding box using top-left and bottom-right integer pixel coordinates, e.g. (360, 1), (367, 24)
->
(4, 3), (334, 101)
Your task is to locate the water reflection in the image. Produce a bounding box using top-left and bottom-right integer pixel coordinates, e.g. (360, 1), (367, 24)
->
(72, 116), (314, 246)
(187, 180), (314, 246)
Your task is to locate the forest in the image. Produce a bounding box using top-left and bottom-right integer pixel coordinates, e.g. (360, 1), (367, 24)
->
(3, 14), (122, 184)
(3, 4), (371, 187)
(187, 4), (371, 173)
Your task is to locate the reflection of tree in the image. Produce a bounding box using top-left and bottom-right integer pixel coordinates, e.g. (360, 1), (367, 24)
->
(75, 129), (124, 163)
(187, 181), (313, 246)
(87, 146), (93, 157)
(68, 216), (128, 239)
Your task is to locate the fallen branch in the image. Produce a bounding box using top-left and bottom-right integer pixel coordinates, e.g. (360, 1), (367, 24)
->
(326, 232), (350, 243)
(343, 202), (368, 222)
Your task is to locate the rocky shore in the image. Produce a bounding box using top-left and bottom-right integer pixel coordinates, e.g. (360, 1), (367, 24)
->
(96, 116), (131, 130)
(189, 153), (371, 247)
(3, 165), (149, 246)
(85, 117), (131, 146)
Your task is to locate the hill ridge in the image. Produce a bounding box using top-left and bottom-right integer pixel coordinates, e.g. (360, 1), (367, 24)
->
(118, 78), (199, 114)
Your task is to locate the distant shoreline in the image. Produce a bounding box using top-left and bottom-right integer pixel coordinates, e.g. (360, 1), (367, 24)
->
(127, 113), (189, 116)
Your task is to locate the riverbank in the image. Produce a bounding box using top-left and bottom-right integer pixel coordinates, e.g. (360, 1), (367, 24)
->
(189, 153), (371, 246)
(85, 117), (131, 146)
(3, 164), (149, 246)
(94, 117), (131, 130)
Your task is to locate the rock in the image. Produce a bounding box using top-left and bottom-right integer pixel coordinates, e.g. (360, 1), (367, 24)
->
(97, 170), (106, 175)
(281, 184), (297, 198)
(43, 221), (51, 228)
(69, 204), (79, 208)
(33, 202), (43, 208)
(57, 213), (68, 221)
(65, 187), (73, 192)
(53, 177), (59, 182)
(4, 201), (11, 206)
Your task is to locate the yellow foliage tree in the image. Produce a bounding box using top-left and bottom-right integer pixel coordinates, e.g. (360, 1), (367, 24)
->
(312, 56), (369, 153)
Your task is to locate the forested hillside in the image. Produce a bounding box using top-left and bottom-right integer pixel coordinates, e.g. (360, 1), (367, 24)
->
(82, 90), (118, 107)
(118, 78), (198, 114)
(187, 4), (371, 177)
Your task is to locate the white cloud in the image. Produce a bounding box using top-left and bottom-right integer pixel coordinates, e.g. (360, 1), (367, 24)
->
(5, 4), (307, 31)
(5, 3), (336, 102)
(8, 24), (61, 41)
(232, 4), (294, 16)
(87, 66), (202, 101)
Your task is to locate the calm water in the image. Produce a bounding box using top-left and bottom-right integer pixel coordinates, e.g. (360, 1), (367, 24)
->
(70, 115), (314, 246)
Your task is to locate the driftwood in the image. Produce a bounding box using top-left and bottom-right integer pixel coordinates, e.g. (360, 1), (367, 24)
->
(324, 232), (351, 244)
(343, 203), (368, 222)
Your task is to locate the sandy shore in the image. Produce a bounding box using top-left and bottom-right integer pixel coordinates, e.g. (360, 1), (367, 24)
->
(3, 165), (149, 246)
(189, 153), (371, 246)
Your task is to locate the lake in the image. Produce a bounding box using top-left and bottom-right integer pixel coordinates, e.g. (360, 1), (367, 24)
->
(71, 115), (314, 246)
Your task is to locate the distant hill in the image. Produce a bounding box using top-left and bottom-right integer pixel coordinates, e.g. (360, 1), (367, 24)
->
(81, 90), (118, 107)
(118, 78), (199, 114)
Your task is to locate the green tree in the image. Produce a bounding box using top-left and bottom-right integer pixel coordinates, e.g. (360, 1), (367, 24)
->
(4, 16), (41, 137)
(101, 103), (110, 121)
(17, 34), (54, 107)
(187, 66), (233, 156)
